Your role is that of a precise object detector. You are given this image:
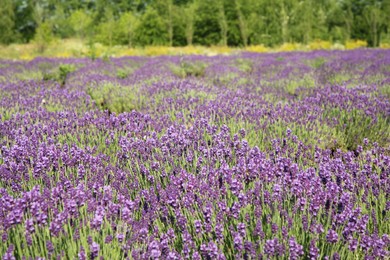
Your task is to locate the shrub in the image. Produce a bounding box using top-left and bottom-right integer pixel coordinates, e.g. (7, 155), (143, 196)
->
(244, 45), (268, 53)
(308, 40), (332, 50)
(236, 58), (253, 73)
(33, 22), (54, 53)
(325, 108), (389, 151)
(345, 40), (367, 49)
(116, 67), (134, 79)
(87, 82), (146, 114)
(170, 61), (207, 78)
(43, 64), (76, 86)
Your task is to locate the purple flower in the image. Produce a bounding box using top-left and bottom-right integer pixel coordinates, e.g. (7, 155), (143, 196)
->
(116, 234), (124, 243)
(349, 238), (358, 251)
(200, 243), (208, 258)
(25, 234), (32, 246)
(237, 222), (246, 237)
(194, 220), (202, 234)
(309, 240), (319, 260)
(239, 128), (246, 138)
(166, 251), (179, 260)
(2, 244), (15, 260)
(105, 235), (113, 244)
(90, 242), (99, 259)
(326, 229), (339, 244)
(25, 219), (35, 234)
(46, 240), (55, 254)
(208, 241), (218, 258)
(78, 246), (86, 260)
(332, 252), (340, 260)
(289, 237), (304, 260)
(234, 233), (243, 252)
(215, 223), (224, 240)
(2, 232), (8, 242)
(149, 240), (161, 259)
(264, 239), (279, 257)
(192, 251), (201, 260)
(286, 128), (292, 137)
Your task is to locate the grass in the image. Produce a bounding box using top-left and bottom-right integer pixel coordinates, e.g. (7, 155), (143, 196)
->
(42, 64), (76, 86)
(169, 61), (207, 78)
(1, 52), (389, 259)
(87, 82), (147, 114)
(2, 38), (388, 60)
(324, 108), (390, 151)
(235, 58), (253, 73)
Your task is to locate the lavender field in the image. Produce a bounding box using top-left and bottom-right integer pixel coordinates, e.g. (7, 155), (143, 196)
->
(0, 50), (389, 259)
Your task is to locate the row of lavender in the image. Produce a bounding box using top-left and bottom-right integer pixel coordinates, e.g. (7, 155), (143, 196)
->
(0, 50), (389, 259)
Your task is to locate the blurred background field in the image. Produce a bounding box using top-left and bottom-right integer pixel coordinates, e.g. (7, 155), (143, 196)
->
(0, 38), (387, 60)
(1, 0), (390, 59)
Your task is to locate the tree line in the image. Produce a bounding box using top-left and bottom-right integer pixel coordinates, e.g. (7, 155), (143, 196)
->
(1, 0), (389, 48)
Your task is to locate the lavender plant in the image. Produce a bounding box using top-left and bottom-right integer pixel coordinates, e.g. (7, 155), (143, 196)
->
(0, 50), (389, 259)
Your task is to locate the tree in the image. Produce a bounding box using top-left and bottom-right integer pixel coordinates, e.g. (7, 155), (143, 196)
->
(34, 21), (54, 53)
(217, 0), (228, 46)
(258, 0), (283, 46)
(326, 0), (351, 43)
(51, 5), (73, 38)
(344, 2), (354, 41)
(0, 0), (16, 44)
(193, 0), (221, 45)
(363, 4), (383, 47)
(167, 0), (174, 46)
(118, 12), (139, 47)
(69, 9), (92, 40)
(348, 0), (387, 47)
(312, 4), (328, 40)
(234, 0), (249, 46)
(383, 0), (390, 43)
(297, 0), (315, 43)
(182, 1), (197, 45)
(95, 9), (116, 47)
(135, 6), (168, 46)
(152, 0), (175, 46)
(2, 0), (390, 47)
(280, 2), (290, 43)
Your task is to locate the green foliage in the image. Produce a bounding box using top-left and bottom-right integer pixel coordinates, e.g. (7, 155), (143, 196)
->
(95, 9), (117, 47)
(169, 60), (207, 78)
(117, 12), (139, 47)
(135, 6), (168, 46)
(380, 85), (390, 99)
(12, 70), (44, 82)
(193, 0), (221, 46)
(87, 82), (147, 114)
(33, 21), (54, 53)
(2, 0), (390, 47)
(13, 0), (35, 42)
(325, 108), (390, 151)
(69, 10), (92, 39)
(285, 75), (316, 96)
(0, 0), (17, 44)
(236, 58), (253, 73)
(116, 67), (134, 79)
(181, 1), (197, 45)
(43, 64), (76, 86)
(222, 117), (346, 153)
(52, 6), (74, 38)
(310, 57), (327, 69)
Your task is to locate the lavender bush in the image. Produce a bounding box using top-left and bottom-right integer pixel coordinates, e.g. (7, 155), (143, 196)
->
(0, 49), (389, 259)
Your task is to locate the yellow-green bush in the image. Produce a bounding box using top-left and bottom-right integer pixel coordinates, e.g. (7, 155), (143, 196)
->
(87, 82), (147, 114)
(308, 40), (332, 50)
(345, 40), (367, 49)
(244, 45), (268, 53)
